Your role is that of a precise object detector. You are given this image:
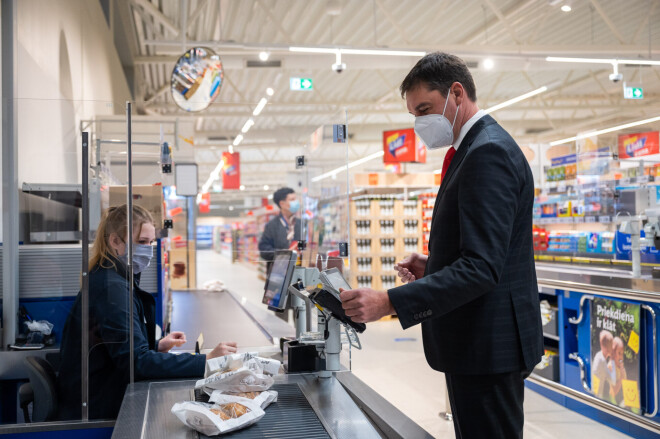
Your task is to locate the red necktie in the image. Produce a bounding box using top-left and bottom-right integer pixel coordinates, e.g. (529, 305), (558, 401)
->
(441, 147), (456, 181)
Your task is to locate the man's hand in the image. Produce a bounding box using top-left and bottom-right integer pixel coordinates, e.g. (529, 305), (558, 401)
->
(158, 331), (187, 353)
(207, 341), (238, 360)
(340, 288), (395, 323)
(394, 252), (428, 283)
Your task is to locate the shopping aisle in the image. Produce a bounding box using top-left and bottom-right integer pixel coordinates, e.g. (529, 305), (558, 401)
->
(196, 249), (632, 438)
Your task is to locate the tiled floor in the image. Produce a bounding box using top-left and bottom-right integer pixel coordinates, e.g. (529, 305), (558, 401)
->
(195, 249), (633, 438)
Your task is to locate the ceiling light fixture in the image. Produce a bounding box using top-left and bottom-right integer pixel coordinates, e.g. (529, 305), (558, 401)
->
(266, 87), (274, 96)
(311, 151), (385, 182)
(546, 56), (660, 66)
(259, 51), (270, 61)
(484, 86), (548, 114)
(233, 134), (244, 146)
(228, 144), (234, 154)
(549, 115), (660, 146)
(252, 97), (268, 116)
(289, 46), (426, 57)
(483, 58), (495, 70)
(263, 185), (269, 190)
(561, 4), (571, 12)
(240, 185), (246, 191)
(241, 118), (255, 133)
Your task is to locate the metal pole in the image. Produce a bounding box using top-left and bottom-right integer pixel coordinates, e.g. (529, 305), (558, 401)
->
(2, 0), (18, 350)
(126, 101), (135, 384)
(81, 132), (90, 420)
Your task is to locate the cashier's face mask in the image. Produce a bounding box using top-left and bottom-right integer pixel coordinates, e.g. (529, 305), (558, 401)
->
(288, 199), (300, 214)
(120, 243), (153, 274)
(414, 88), (460, 150)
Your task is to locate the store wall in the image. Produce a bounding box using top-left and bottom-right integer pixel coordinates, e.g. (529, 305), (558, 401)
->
(0, 0), (132, 240)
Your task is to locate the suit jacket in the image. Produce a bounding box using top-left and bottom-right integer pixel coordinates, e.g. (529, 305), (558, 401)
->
(258, 214), (302, 262)
(58, 258), (205, 420)
(388, 114), (543, 375)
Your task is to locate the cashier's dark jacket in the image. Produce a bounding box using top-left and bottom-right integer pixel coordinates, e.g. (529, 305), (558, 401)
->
(57, 257), (205, 420)
(388, 115), (543, 375)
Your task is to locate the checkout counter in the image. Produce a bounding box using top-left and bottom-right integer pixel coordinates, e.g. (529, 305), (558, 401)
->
(110, 250), (432, 438)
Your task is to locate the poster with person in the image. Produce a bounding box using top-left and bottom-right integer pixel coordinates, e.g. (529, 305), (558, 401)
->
(590, 297), (641, 414)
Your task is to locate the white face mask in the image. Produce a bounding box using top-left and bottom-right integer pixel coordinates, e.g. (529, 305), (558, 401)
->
(414, 87), (460, 150)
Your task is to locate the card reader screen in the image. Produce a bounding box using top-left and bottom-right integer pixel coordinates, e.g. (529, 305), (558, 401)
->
(262, 251), (296, 310)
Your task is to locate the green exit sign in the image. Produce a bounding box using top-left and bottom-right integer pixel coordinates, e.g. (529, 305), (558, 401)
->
(624, 84), (643, 99)
(290, 77), (313, 91)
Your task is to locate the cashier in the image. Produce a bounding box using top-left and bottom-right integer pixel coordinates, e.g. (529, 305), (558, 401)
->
(58, 205), (238, 420)
(258, 187), (302, 271)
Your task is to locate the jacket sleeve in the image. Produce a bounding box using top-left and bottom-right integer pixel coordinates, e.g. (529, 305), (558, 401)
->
(97, 279), (206, 379)
(258, 221), (276, 261)
(388, 142), (520, 329)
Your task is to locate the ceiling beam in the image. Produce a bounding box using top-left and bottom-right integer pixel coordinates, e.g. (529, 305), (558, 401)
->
(132, 0), (179, 36)
(588, 0), (626, 44)
(481, 0), (521, 44)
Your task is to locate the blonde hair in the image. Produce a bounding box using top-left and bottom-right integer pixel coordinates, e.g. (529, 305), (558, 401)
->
(89, 204), (154, 271)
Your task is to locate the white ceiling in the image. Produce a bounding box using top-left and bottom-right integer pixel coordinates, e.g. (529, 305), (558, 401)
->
(113, 0), (660, 198)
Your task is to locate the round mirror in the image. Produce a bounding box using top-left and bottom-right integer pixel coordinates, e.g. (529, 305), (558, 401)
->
(171, 47), (223, 112)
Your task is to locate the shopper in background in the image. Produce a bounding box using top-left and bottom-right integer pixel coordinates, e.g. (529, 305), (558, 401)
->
(258, 187), (302, 272)
(340, 52), (543, 439)
(58, 205), (238, 420)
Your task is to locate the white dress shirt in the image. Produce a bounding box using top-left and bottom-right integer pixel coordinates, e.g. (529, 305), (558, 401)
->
(453, 109), (486, 152)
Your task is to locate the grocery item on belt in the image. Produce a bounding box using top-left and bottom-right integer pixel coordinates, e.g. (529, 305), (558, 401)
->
(196, 352), (282, 394)
(210, 389), (278, 410)
(171, 397), (264, 436)
(205, 352), (282, 377)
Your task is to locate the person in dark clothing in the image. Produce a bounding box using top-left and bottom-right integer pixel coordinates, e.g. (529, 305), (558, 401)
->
(339, 53), (543, 439)
(58, 205), (237, 420)
(258, 187), (302, 270)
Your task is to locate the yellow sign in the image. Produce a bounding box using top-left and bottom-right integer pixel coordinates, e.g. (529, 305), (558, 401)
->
(628, 330), (640, 354)
(591, 374), (601, 395)
(622, 379), (641, 409)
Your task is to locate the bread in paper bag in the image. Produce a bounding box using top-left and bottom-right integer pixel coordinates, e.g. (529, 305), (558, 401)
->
(171, 397), (264, 436)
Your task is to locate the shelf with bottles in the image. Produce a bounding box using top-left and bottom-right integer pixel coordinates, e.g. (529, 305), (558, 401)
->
(350, 197), (422, 219)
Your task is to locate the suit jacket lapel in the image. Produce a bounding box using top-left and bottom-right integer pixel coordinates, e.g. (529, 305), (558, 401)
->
(437, 115), (496, 199)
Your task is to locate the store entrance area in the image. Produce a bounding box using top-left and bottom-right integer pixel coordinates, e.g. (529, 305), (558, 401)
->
(195, 249), (630, 439)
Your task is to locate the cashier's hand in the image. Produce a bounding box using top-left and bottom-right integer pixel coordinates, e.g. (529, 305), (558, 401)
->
(207, 342), (238, 360)
(158, 331), (187, 353)
(394, 252), (427, 283)
(339, 288), (395, 323)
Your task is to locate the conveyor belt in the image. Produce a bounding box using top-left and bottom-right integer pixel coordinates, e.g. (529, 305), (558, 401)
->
(198, 384), (331, 439)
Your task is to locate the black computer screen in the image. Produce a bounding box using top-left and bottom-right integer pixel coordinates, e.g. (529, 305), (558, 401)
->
(262, 250), (296, 310)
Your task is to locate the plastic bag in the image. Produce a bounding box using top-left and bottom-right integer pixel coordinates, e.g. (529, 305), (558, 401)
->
(209, 389), (278, 410)
(25, 320), (54, 335)
(205, 352), (281, 377)
(202, 280), (226, 292)
(172, 397), (264, 436)
(197, 352), (281, 395)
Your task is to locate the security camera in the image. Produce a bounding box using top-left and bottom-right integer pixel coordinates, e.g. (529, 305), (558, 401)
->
(332, 62), (346, 73)
(609, 72), (623, 83)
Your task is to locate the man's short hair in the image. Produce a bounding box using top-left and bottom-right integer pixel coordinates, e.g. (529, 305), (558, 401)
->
(400, 52), (477, 101)
(273, 187), (294, 209)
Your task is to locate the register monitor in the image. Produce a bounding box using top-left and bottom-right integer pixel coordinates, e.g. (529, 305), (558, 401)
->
(262, 250), (297, 311)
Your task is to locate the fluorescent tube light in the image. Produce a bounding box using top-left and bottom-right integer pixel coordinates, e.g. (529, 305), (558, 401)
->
(289, 46), (425, 57)
(233, 134), (244, 146)
(549, 115), (660, 146)
(546, 56), (660, 66)
(241, 118), (255, 133)
(484, 86), (548, 114)
(253, 98), (268, 116)
(311, 151), (384, 182)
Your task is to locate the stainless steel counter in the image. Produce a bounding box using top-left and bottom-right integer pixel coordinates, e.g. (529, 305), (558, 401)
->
(535, 262), (660, 303)
(112, 372), (432, 439)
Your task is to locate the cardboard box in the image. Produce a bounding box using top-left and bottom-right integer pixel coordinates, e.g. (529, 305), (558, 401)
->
(107, 185), (165, 229)
(169, 240), (197, 290)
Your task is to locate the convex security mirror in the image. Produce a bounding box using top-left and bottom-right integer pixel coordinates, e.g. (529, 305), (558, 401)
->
(171, 47), (223, 112)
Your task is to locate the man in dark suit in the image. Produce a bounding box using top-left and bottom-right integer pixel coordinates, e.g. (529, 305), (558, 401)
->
(340, 52), (543, 439)
(258, 187), (302, 269)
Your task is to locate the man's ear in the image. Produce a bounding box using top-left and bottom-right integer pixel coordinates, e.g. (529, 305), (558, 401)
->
(452, 82), (464, 106)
